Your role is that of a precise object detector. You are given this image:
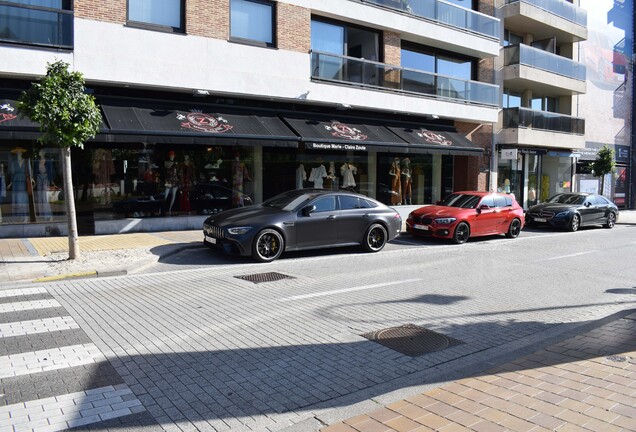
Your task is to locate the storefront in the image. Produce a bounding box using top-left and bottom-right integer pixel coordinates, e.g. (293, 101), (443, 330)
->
(497, 147), (577, 209)
(0, 92), (485, 236)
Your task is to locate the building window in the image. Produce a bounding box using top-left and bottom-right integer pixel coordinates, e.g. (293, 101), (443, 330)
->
(401, 42), (474, 81)
(127, 0), (185, 33)
(310, 18), (380, 61)
(230, 0), (275, 47)
(0, 0), (73, 48)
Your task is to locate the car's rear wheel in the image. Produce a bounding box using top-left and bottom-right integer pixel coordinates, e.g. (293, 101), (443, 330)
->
(604, 212), (616, 228)
(506, 218), (522, 238)
(568, 214), (580, 232)
(364, 223), (388, 252)
(252, 229), (284, 262)
(452, 222), (470, 244)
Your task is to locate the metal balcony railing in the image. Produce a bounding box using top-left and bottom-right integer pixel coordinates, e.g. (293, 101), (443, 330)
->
(502, 107), (585, 134)
(0, 1), (73, 48)
(503, 0), (587, 26)
(311, 51), (499, 106)
(503, 44), (586, 81)
(357, 0), (499, 39)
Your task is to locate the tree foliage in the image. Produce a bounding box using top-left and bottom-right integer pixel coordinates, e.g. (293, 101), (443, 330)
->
(590, 145), (616, 179)
(17, 60), (101, 149)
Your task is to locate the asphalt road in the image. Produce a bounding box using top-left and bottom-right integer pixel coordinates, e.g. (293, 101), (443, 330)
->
(11, 225), (636, 431)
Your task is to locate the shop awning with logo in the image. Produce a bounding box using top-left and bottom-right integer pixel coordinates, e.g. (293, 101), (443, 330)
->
(388, 126), (484, 156)
(98, 98), (300, 147)
(0, 98), (40, 140)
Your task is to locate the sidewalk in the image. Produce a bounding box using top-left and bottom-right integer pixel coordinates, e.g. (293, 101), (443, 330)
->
(319, 310), (636, 432)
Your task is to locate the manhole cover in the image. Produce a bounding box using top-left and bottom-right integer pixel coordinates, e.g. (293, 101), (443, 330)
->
(362, 324), (463, 357)
(235, 272), (295, 284)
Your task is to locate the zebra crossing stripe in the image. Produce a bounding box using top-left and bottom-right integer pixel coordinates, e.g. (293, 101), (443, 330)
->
(0, 287), (48, 298)
(0, 299), (61, 314)
(0, 315), (79, 338)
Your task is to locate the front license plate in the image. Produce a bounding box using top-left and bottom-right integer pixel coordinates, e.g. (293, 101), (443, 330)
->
(414, 224), (429, 231)
(205, 235), (217, 244)
(534, 217), (547, 223)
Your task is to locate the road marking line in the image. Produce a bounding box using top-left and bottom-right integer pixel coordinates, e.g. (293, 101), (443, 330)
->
(0, 287), (47, 298)
(543, 251), (598, 261)
(0, 299), (61, 314)
(279, 279), (421, 302)
(0, 316), (79, 338)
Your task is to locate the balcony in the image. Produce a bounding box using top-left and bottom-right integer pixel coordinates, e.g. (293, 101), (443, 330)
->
(311, 51), (499, 107)
(0, 1), (73, 48)
(502, 44), (586, 95)
(500, 0), (587, 43)
(358, 0), (499, 39)
(499, 107), (585, 149)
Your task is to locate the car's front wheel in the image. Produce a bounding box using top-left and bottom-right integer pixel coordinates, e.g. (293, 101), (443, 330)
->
(604, 212), (616, 229)
(452, 222), (470, 244)
(506, 218), (522, 238)
(568, 214), (580, 232)
(252, 229), (284, 262)
(363, 223), (388, 252)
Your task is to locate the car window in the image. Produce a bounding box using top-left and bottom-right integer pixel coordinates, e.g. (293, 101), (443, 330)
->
(548, 194), (585, 205)
(505, 196), (513, 206)
(339, 195), (362, 210)
(594, 195), (610, 205)
(360, 198), (378, 208)
(312, 196), (336, 213)
(494, 196), (507, 208)
(480, 196), (495, 208)
(440, 193), (480, 208)
(584, 196), (595, 205)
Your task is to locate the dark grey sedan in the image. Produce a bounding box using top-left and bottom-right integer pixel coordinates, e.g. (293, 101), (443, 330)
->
(525, 192), (619, 232)
(203, 189), (402, 262)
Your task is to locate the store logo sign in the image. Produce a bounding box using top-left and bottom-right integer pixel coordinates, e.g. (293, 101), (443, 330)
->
(325, 121), (367, 141)
(177, 112), (233, 133)
(0, 103), (17, 124)
(501, 148), (518, 160)
(416, 130), (452, 146)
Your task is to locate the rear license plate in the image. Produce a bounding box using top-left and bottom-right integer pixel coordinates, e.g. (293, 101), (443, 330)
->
(205, 235), (217, 244)
(414, 224), (429, 231)
(534, 217), (547, 222)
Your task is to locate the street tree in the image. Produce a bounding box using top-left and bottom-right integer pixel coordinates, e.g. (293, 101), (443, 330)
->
(590, 145), (616, 197)
(17, 61), (102, 259)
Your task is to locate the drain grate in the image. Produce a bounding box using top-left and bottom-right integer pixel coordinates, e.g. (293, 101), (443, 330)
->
(362, 323), (463, 357)
(235, 272), (295, 284)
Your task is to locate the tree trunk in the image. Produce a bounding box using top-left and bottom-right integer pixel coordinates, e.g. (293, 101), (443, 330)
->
(61, 147), (80, 259)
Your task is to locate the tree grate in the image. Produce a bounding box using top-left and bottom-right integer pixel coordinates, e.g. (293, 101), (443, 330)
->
(234, 272), (295, 284)
(362, 324), (463, 357)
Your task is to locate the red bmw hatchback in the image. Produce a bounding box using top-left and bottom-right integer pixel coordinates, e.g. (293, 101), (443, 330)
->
(406, 191), (525, 244)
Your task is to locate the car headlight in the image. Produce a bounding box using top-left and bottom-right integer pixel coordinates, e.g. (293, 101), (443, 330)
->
(434, 217), (456, 224)
(554, 211), (569, 218)
(226, 226), (252, 235)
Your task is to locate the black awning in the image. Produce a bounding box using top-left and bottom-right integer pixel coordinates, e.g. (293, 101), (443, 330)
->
(284, 116), (410, 150)
(0, 98), (39, 139)
(388, 126), (484, 156)
(99, 98), (299, 146)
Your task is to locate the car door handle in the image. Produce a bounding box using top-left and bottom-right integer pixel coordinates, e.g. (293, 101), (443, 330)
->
(328, 215), (336, 220)
(363, 213), (370, 217)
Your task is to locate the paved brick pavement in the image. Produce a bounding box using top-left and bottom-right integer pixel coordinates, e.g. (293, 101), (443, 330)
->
(321, 312), (636, 432)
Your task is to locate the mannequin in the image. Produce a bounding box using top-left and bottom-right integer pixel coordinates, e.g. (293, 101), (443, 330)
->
(93, 148), (115, 204)
(0, 163), (4, 222)
(232, 151), (251, 207)
(389, 157), (402, 205)
(340, 161), (357, 189)
(308, 160), (327, 188)
(180, 154), (195, 213)
(164, 150), (179, 215)
(36, 149), (53, 219)
(401, 158), (412, 205)
(296, 163), (306, 189)
(8, 147), (30, 218)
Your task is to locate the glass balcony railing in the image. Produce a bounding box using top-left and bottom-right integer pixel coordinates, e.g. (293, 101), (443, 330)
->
(503, 44), (586, 81)
(503, 0), (587, 26)
(0, 2), (73, 48)
(357, 0), (499, 39)
(502, 107), (585, 135)
(311, 51), (499, 106)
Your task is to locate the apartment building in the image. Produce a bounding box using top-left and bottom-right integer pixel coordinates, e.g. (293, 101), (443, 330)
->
(0, 0), (502, 236)
(493, 0), (588, 209)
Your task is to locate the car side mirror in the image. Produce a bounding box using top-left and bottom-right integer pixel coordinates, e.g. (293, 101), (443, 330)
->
(302, 205), (316, 216)
(584, 202), (591, 207)
(477, 204), (490, 213)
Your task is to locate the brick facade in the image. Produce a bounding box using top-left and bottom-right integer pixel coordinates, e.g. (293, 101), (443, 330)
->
(75, 0), (126, 23)
(187, 0), (228, 39)
(455, 121), (493, 191)
(277, 3), (311, 53)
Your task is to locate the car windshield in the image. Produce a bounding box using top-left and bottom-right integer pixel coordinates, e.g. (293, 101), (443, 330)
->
(439, 193), (481, 208)
(261, 190), (322, 211)
(547, 194), (586, 205)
